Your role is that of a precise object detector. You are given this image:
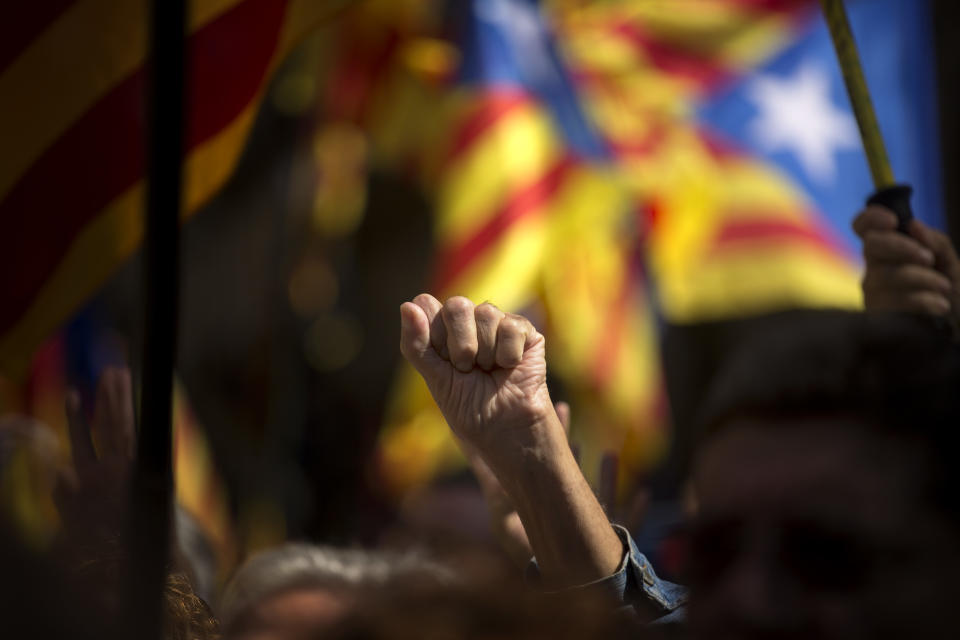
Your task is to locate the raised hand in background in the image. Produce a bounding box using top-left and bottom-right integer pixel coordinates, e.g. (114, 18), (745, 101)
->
(55, 367), (135, 549)
(855, 206), (960, 330)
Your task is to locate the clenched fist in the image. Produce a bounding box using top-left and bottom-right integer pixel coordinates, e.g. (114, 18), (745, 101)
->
(399, 294), (561, 467)
(399, 294), (624, 586)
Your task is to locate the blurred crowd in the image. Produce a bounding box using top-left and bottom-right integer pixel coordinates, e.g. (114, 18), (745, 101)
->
(1, 202), (958, 640)
(5, 0), (960, 638)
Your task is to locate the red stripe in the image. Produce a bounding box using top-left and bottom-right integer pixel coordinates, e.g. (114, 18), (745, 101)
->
(590, 248), (643, 389)
(722, 0), (816, 14)
(709, 217), (851, 259)
(443, 89), (532, 167)
(0, 0), (286, 337)
(0, 0), (78, 75)
(570, 71), (669, 158)
(431, 155), (576, 293)
(606, 128), (668, 159)
(609, 22), (733, 91)
(326, 27), (400, 122)
(696, 127), (750, 161)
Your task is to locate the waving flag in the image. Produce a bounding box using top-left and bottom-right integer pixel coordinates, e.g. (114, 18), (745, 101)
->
(561, 0), (941, 321)
(697, 0), (943, 248)
(361, 0), (670, 493)
(314, 0), (945, 495)
(0, 0), (343, 376)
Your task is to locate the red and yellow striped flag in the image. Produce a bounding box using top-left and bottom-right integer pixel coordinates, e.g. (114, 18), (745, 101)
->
(557, 0), (862, 322)
(318, 0), (865, 496)
(0, 0), (344, 376)
(310, 2), (672, 494)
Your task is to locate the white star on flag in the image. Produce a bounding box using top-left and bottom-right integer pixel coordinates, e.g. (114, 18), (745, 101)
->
(747, 63), (861, 185)
(475, 0), (558, 85)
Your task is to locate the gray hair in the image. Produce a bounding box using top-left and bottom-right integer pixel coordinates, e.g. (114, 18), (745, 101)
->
(219, 544), (453, 628)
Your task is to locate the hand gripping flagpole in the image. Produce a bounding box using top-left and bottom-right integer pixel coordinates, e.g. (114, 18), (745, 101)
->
(819, 0), (914, 232)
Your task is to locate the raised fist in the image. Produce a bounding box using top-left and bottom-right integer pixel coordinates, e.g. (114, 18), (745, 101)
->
(399, 294), (561, 467)
(400, 295), (625, 586)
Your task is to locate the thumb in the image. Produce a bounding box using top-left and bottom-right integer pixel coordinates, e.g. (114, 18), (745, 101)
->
(400, 302), (446, 382)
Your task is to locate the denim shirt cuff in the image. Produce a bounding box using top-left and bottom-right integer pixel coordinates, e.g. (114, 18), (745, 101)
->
(525, 524), (687, 613)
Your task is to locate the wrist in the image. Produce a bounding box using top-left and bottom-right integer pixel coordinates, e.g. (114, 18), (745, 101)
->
(481, 409), (571, 487)
(482, 413), (624, 586)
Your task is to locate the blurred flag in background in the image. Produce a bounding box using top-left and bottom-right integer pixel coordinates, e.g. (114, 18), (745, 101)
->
(0, 0), (944, 509)
(317, 0), (943, 495)
(0, 0), (344, 377)
(0, 0), (342, 574)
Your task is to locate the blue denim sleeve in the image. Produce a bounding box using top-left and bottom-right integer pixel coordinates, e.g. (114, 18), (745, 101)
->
(526, 524), (687, 617)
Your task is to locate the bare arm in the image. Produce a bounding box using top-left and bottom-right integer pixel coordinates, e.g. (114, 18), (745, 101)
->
(399, 294), (622, 587)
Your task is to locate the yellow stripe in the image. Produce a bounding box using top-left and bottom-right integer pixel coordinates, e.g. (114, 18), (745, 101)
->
(542, 170), (632, 370)
(658, 244), (862, 322)
(0, 0), (244, 202)
(379, 366), (462, 497)
(181, 91), (259, 214)
(277, 0), (351, 51)
(558, 2), (795, 95)
(444, 165), (625, 303)
(0, 97), (259, 377)
(0, 183), (144, 376)
(441, 214), (548, 308)
(436, 104), (561, 244)
(0, 0), (341, 377)
(626, 1), (797, 69)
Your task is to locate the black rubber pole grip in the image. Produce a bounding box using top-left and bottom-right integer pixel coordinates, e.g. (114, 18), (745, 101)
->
(867, 183), (913, 234)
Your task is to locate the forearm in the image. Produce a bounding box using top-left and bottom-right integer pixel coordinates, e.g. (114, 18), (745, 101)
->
(488, 414), (623, 588)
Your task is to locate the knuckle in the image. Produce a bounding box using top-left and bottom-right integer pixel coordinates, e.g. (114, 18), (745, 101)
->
(507, 311), (534, 327)
(413, 293), (438, 309)
(910, 292), (940, 311)
(444, 295), (474, 316)
(862, 235), (886, 258)
(475, 302), (502, 323)
(852, 212), (870, 236)
(898, 264), (920, 280)
(499, 316), (524, 336)
(453, 341), (478, 357)
(932, 232), (953, 255)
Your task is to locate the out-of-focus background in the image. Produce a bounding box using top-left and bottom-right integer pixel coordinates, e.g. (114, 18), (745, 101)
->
(1, 0), (958, 590)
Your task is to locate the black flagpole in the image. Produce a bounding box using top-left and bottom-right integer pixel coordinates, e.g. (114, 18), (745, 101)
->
(125, 0), (184, 636)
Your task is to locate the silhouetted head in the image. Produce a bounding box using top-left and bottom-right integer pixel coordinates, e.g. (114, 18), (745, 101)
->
(689, 311), (960, 640)
(220, 544), (452, 639)
(325, 581), (643, 640)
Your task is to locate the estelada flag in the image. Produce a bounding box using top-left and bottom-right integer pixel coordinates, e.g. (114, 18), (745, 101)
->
(563, 0), (943, 321)
(322, 0), (944, 494)
(0, 1), (343, 376)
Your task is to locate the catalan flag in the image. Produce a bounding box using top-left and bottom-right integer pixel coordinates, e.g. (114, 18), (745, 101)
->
(356, 0), (671, 493)
(318, 0), (943, 496)
(0, 0), (349, 377)
(562, 0), (943, 322)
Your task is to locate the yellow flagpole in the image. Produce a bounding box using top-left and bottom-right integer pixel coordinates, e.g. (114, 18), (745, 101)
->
(819, 0), (894, 187)
(819, 0), (913, 231)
